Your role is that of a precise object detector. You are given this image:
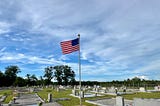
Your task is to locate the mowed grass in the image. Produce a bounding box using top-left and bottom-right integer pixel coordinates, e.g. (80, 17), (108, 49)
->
(0, 90), (13, 103)
(37, 88), (160, 106)
(0, 88), (160, 106)
(122, 92), (160, 100)
(37, 88), (96, 106)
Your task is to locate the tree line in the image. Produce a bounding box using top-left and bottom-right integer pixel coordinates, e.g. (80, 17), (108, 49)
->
(0, 65), (76, 87)
(99, 77), (160, 88)
(0, 65), (160, 87)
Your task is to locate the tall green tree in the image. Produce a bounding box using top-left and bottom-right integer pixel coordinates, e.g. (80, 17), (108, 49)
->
(36, 76), (44, 86)
(44, 66), (54, 85)
(54, 65), (76, 86)
(25, 74), (38, 86)
(62, 65), (75, 85)
(4, 65), (20, 86)
(0, 71), (5, 86)
(54, 66), (63, 85)
(30, 74), (38, 86)
(14, 77), (26, 87)
(26, 74), (31, 86)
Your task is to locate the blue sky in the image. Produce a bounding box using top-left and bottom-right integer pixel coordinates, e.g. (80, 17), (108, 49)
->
(0, 0), (160, 81)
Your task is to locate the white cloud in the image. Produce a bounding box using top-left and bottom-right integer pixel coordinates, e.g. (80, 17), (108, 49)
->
(0, 0), (160, 81)
(137, 76), (149, 80)
(0, 22), (12, 34)
(0, 52), (64, 65)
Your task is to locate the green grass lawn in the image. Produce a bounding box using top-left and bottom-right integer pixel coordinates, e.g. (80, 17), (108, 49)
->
(1, 88), (160, 105)
(122, 92), (160, 100)
(0, 90), (13, 103)
(123, 92), (160, 100)
(37, 88), (117, 106)
(37, 88), (96, 106)
(37, 88), (160, 106)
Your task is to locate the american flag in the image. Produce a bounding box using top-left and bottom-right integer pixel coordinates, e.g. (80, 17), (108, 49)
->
(60, 38), (79, 54)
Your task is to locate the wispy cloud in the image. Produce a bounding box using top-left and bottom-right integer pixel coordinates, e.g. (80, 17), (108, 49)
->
(0, 0), (160, 81)
(0, 52), (64, 65)
(0, 22), (12, 34)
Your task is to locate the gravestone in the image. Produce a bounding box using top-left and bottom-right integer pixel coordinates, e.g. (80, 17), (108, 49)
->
(47, 93), (52, 102)
(116, 96), (124, 106)
(95, 92), (98, 97)
(96, 87), (99, 93)
(101, 87), (107, 93)
(83, 87), (86, 91)
(93, 85), (97, 91)
(154, 85), (160, 91)
(57, 87), (60, 92)
(108, 86), (115, 93)
(76, 91), (79, 96)
(88, 86), (91, 89)
(93, 87), (96, 91)
(139, 87), (146, 92)
(74, 86), (76, 90)
(28, 88), (35, 93)
(80, 91), (84, 98)
(115, 88), (118, 94)
(72, 89), (76, 95)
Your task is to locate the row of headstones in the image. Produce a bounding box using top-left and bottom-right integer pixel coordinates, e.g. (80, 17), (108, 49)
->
(72, 86), (126, 95)
(72, 89), (99, 98)
(92, 87), (124, 94)
(139, 86), (160, 92)
(92, 86), (160, 93)
(92, 86), (128, 93)
(72, 90), (86, 98)
(92, 86), (157, 93)
(154, 85), (160, 91)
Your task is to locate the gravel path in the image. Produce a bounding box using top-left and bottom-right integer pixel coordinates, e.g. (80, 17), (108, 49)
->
(86, 98), (133, 106)
(2, 93), (62, 106)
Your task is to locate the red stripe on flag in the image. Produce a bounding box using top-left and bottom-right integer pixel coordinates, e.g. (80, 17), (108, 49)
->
(60, 39), (79, 54)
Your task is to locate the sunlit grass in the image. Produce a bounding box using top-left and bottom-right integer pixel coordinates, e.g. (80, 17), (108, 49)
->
(37, 88), (160, 105)
(37, 88), (117, 106)
(37, 88), (97, 106)
(2, 88), (159, 105)
(122, 92), (160, 100)
(0, 90), (13, 103)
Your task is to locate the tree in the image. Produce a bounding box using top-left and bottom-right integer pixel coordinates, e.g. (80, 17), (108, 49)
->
(0, 71), (5, 86)
(70, 71), (76, 85)
(54, 66), (63, 85)
(54, 65), (76, 86)
(26, 74), (31, 86)
(4, 65), (20, 86)
(14, 77), (26, 87)
(62, 65), (76, 85)
(44, 66), (54, 85)
(25, 74), (38, 86)
(132, 77), (141, 88)
(30, 74), (38, 86)
(37, 76), (44, 86)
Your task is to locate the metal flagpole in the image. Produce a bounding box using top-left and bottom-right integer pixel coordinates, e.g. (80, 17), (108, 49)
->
(78, 34), (82, 106)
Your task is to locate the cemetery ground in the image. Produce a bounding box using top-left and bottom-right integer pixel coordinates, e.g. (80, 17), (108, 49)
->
(0, 90), (13, 103)
(0, 87), (160, 106)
